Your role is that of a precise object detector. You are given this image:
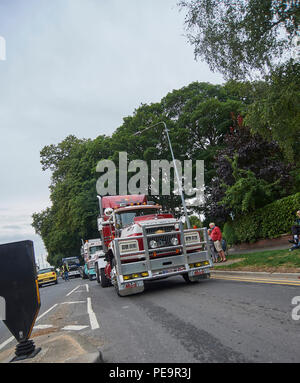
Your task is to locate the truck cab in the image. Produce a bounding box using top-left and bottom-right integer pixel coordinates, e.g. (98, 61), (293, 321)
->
(96, 195), (212, 296)
(81, 239), (104, 281)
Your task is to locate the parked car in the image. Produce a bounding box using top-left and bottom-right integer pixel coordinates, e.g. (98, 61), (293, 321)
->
(37, 267), (58, 287)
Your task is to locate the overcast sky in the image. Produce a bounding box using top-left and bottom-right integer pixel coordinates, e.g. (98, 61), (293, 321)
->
(0, 0), (223, 264)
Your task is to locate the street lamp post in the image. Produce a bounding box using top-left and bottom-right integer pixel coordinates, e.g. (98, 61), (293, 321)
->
(134, 121), (191, 229)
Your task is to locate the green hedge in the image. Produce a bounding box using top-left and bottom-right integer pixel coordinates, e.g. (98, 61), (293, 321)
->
(223, 192), (300, 245)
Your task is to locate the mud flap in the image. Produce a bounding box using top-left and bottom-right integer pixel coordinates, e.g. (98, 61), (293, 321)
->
(116, 279), (144, 297)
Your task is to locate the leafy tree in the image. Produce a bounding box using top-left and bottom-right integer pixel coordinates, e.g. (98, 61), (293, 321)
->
(179, 0), (300, 79)
(220, 156), (278, 215)
(32, 135), (113, 266)
(112, 82), (244, 215)
(245, 60), (300, 161)
(204, 124), (294, 224)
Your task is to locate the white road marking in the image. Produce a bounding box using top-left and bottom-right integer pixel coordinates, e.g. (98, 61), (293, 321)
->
(0, 336), (14, 351)
(37, 304), (58, 322)
(66, 285), (81, 297)
(33, 325), (53, 330)
(87, 297), (99, 330)
(62, 325), (89, 331)
(61, 301), (86, 305)
(86, 284), (89, 292)
(0, 304), (58, 351)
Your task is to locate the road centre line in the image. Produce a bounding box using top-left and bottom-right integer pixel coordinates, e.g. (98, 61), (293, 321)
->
(87, 297), (99, 330)
(212, 275), (300, 286)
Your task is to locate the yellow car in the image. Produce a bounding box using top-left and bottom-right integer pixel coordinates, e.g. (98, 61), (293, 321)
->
(37, 267), (58, 287)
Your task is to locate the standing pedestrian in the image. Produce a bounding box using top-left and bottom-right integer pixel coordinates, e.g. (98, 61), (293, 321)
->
(209, 223), (227, 262)
(62, 262), (69, 281)
(207, 228), (219, 263)
(290, 210), (300, 244)
(289, 210), (300, 251)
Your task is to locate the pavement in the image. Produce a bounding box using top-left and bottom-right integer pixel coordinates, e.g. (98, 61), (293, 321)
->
(0, 330), (103, 363)
(211, 250), (300, 285)
(211, 269), (300, 286)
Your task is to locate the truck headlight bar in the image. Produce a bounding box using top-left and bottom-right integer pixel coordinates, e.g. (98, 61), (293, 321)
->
(119, 240), (139, 254)
(184, 231), (200, 245)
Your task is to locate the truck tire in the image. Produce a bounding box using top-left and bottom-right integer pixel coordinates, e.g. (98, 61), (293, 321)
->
(183, 272), (210, 283)
(100, 267), (111, 288)
(96, 265), (101, 284)
(182, 272), (199, 283)
(115, 282), (123, 297)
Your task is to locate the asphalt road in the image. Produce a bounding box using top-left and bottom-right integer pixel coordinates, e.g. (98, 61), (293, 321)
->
(1, 274), (300, 362)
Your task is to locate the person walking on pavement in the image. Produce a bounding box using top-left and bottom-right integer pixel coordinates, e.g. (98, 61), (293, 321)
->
(209, 222), (227, 262)
(62, 262), (69, 281)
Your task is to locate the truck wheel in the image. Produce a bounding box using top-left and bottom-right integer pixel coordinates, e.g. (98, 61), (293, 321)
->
(115, 282), (123, 297)
(182, 273), (199, 283)
(183, 272), (210, 283)
(96, 265), (101, 284)
(100, 268), (111, 288)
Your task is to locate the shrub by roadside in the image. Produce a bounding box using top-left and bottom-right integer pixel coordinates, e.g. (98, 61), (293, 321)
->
(223, 192), (300, 245)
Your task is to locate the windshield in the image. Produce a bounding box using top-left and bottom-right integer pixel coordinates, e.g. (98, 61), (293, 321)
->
(116, 208), (160, 228)
(90, 245), (103, 255)
(38, 268), (54, 275)
(63, 258), (79, 266)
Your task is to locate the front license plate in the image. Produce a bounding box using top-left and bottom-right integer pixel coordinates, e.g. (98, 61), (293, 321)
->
(194, 269), (205, 276)
(153, 266), (186, 277)
(125, 282), (137, 288)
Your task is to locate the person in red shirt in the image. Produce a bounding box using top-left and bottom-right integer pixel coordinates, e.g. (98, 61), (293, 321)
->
(209, 223), (227, 262)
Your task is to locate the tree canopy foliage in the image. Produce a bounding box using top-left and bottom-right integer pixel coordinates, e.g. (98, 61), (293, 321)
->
(179, 0), (300, 79)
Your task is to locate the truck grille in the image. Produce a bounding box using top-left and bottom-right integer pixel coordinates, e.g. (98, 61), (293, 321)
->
(145, 225), (178, 249)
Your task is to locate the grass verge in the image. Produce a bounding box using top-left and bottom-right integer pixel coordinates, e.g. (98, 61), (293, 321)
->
(213, 249), (300, 273)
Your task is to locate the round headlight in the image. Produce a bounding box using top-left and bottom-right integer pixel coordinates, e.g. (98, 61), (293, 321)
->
(171, 237), (179, 246)
(149, 240), (158, 249)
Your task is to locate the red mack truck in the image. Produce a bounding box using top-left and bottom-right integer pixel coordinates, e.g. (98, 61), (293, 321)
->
(95, 194), (212, 297)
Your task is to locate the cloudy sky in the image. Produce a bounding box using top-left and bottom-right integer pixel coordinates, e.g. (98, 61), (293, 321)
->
(0, 0), (223, 265)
